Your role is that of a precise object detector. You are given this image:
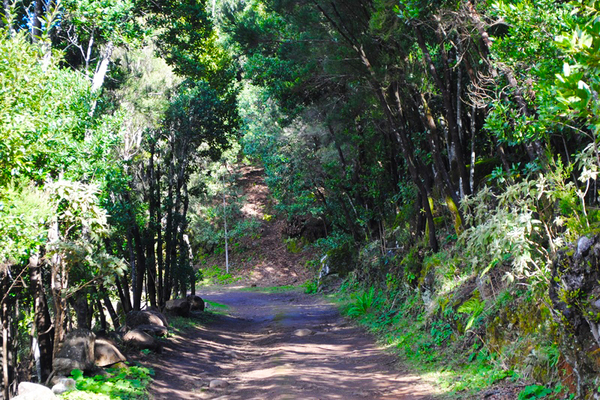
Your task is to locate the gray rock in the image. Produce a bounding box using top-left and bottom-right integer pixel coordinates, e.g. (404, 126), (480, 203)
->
(577, 236), (594, 257)
(165, 299), (191, 317)
(293, 329), (314, 337)
(52, 329), (96, 375)
(209, 379), (229, 389)
(15, 382), (57, 399)
(136, 323), (168, 337)
(126, 309), (168, 329)
(123, 328), (161, 352)
(51, 378), (76, 394)
(187, 295), (205, 311)
(94, 337), (126, 367)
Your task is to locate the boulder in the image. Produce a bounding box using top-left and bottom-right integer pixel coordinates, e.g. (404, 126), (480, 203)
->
(187, 295), (205, 312)
(126, 309), (167, 329)
(165, 298), (191, 317)
(136, 324), (168, 337)
(94, 337), (126, 367)
(13, 382), (57, 400)
(123, 328), (161, 352)
(52, 329), (96, 375)
(51, 378), (76, 394)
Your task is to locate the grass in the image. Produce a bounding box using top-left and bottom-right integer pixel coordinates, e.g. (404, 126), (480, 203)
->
(238, 284), (301, 293)
(333, 286), (522, 399)
(205, 299), (229, 311)
(199, 265), (242, 285)
(169, 303), (227, 334)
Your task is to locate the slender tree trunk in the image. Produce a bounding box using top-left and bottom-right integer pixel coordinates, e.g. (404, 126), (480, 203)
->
(29, 254), (53, 382)
(31, 0), (43, 41)
(131, 224), (146, 311)
(115, 274), (132, 314)
(156, 164), (164, 308)
(91, 42), (114, 92)
(99, 284), (120, 330)
(470, 104), (477, 192)
(92, 288), (107, 332)
(1, 276), (10, 400)
(413, 22), (471, 197)
(71, 291), (90, 330)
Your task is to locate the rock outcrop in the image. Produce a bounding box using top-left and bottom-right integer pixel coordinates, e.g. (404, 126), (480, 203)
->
(550, 235), (600, 397)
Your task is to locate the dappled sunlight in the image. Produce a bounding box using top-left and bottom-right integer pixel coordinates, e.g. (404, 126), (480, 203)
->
(149, 289), (437, 400)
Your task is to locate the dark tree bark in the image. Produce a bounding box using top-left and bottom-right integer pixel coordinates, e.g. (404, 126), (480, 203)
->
(29, 255), (53, 382)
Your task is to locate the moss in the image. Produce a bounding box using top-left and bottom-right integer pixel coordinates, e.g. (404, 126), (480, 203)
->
(446, 196), (462, 235)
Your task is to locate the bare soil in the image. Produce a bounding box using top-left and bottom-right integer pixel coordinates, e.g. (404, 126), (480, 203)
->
(147, 288), (438, 400)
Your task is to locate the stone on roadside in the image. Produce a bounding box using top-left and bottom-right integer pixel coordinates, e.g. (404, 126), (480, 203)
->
(14, 382), (57, 400)
(293, 329), (314, 337)
(94, 337), (126, 367)
(136, 323), (168, 337)
(51, 377), (76, 394)
(126, 309), (168, 329)
(52, 329), (96, 375)
(187, 295), (205, 311)
(123, 328), (161, 352)
(209, 379), (229, 389)
(165, 298), (191, 317)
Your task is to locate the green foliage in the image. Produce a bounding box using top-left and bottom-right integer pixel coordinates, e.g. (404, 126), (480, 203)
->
(553, 1), (600, 134)
(200, 265), (240, 285)
(0, 28), (95, 187)
(284, 237), (304, 253)
(517, 385), (554, 400)
(63, 366), (153, 400)
(457, 295), (486, 331)
(47, 179), (126, 289)
(0, 185), (52, 264)
(346, 287), (376, 318)
(303, 279), (319, 294)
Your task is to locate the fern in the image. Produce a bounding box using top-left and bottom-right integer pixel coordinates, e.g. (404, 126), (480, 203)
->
(347, 287), (376, 317)
(457, 296), (486, 331)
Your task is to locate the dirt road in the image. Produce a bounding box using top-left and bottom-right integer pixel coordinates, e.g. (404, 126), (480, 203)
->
(148, 287), (437, 400)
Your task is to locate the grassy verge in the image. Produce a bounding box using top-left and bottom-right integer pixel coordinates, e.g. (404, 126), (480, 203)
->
(238, 284), (301, 293)
(333, 281), (572, 399)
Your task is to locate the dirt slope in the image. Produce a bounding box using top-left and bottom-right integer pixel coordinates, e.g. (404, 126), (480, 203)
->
(207, 164), (312, 287)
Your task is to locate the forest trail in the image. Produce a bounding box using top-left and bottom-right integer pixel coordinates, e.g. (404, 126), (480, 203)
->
(148, 288), (438, 400)
(146, 165), (437, 399)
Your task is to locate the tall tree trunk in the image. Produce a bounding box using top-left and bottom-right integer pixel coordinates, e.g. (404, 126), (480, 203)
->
(91, 42), (114, 92)
(131, 224), (146, 311)
(29, 254), (53, 382)
(114, 273), (132, 314)
(71, 291), (91, 330)
(156, 165), (165, 308)
(1, 276), (11, 400)
(31, 0), (43, 41)
(413, 22), (471, 198)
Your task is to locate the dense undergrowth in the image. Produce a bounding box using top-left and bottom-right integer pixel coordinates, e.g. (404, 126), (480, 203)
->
(326, 168), (600, 398)
(58, 366), (154, 400)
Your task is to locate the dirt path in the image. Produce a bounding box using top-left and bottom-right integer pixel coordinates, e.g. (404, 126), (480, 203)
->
(148, 288), (437, 400)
